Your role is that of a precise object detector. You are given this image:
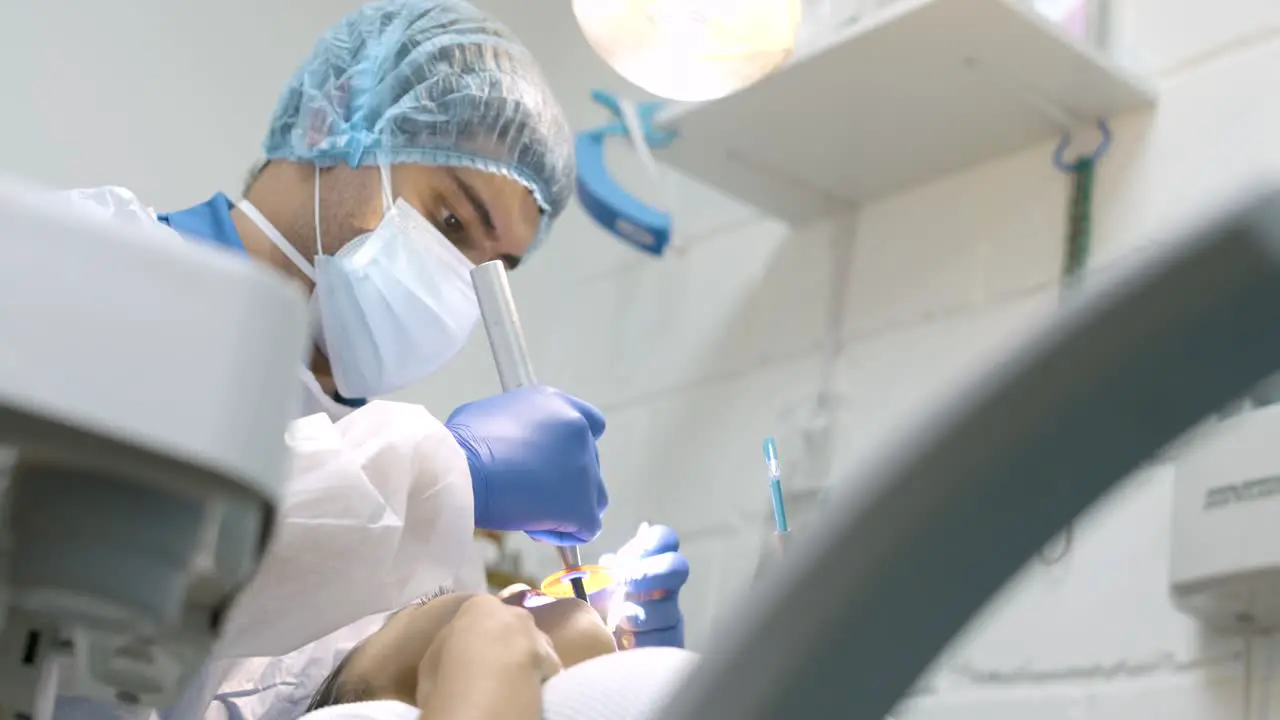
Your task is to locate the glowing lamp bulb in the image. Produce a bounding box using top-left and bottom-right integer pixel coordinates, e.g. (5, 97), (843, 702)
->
(572, 0), (806, 102)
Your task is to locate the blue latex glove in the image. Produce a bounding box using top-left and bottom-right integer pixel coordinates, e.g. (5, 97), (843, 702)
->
(602, 523), (690, 649)
(447, 385), (609, 545)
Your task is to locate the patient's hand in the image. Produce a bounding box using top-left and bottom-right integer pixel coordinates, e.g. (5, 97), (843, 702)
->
(308, 590), (613, 715)
(417, 595), (562, 719)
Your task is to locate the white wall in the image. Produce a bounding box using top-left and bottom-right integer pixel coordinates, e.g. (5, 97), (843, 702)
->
(397, 0), (1280, 716)
(0, 0), (369, 205)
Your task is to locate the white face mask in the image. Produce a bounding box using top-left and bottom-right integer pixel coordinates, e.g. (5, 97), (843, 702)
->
(239, 163), (479, 398)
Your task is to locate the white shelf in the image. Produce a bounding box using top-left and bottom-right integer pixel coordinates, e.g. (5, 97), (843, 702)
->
(655, 0), (1156, 223)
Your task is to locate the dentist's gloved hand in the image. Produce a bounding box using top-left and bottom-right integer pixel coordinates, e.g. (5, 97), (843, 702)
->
(447, 385), (609, 545)
(602, 523), (690, 649)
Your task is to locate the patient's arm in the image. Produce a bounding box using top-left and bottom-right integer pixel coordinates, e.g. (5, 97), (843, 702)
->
(417, 596), (563, 719)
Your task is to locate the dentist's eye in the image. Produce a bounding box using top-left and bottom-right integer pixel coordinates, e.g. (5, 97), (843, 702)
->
(442, 212), (463, 231)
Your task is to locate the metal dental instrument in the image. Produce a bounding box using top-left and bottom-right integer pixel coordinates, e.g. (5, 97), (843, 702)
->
(471, 260), (589, 603)
(661, 188), (1280, 720)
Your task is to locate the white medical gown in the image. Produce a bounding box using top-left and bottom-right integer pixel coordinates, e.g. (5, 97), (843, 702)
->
(192, 398), (483, 720)
(48, 187), (482, 719)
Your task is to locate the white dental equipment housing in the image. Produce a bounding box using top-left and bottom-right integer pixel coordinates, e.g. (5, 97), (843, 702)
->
(1171, 401), (1280, 632)
(0, 177), (308, 717)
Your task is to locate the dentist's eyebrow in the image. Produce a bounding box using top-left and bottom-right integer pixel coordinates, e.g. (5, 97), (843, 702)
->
(447, 169), (496, 234)
(445, 168), (522, 270)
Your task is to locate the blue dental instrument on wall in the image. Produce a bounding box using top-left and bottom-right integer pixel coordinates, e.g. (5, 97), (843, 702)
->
(575, 89), (678, 256)
(763, 437), (791, 553)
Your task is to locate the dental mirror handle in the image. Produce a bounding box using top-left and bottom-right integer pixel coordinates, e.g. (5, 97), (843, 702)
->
(471, 261), (585, 575)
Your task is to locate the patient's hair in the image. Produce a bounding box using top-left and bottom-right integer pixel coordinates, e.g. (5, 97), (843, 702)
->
(305, 591), (452, 710)
(305, 647), (375, 711)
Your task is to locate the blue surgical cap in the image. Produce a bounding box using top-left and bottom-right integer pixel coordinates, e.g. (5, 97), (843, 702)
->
(263, 0), (575, 229)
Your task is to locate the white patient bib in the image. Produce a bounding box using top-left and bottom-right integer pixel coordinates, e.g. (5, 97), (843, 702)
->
(541, 647), (699, 720)
(296, 647), (700, 720)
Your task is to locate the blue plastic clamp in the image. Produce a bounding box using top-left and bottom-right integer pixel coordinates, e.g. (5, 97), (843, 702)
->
(575, 89), (679, 256)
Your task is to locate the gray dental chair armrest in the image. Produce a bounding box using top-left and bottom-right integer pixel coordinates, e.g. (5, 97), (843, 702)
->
(661, 187), (1280, 720)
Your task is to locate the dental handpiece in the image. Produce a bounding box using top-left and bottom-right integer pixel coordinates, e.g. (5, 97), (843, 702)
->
(471, 261), (588, 602)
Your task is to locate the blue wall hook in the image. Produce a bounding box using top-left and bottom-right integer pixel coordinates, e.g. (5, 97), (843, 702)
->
(575, 89), (679, 256)
(1053, 120), (1112, 173)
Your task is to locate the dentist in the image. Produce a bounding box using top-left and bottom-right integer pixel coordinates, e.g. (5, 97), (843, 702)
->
(52, 0), (689, 717)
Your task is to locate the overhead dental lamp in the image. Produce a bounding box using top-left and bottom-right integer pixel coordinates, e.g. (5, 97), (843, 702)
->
(571, 0), (808, 102)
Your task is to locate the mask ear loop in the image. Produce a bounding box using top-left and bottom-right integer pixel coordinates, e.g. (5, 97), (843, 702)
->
(313, 164), (324, 259)
(378, 161), (394, 213)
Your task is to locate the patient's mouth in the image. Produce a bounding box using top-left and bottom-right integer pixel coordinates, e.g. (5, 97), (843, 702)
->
(497, 585), (557, 609)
